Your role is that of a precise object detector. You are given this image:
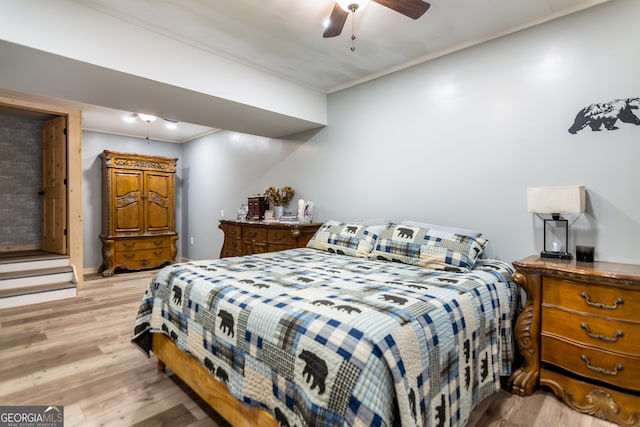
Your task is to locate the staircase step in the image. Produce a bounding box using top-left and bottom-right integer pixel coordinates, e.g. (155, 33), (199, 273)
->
(0, 266), (75, 290)
(0, 283), (76, 309)
(0, 255), (69, 273)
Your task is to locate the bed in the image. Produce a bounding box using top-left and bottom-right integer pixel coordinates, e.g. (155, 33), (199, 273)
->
(132, 221), (520, 427)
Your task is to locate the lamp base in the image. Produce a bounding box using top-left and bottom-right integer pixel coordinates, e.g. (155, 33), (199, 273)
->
(541, 250), (572, 260)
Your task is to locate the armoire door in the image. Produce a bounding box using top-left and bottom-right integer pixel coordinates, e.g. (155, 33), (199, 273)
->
(113, 169), (144, 233)
(144, 171), (173, 233)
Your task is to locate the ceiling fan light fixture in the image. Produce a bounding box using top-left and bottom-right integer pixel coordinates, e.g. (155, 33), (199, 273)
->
(336, 0), (369, 13)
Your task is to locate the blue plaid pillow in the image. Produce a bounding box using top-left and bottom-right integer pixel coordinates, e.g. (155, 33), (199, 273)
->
(369, 223), (488, 272)
(306, 220), (383, 257)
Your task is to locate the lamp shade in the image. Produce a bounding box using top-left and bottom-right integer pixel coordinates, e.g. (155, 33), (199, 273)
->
(527, 186), (585, 214)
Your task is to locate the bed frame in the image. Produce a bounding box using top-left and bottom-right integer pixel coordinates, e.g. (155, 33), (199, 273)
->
(152, 333), (277, 427)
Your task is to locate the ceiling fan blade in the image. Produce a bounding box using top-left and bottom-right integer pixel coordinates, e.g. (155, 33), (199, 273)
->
(323, 3), (349, 38)
(373, 0), (431, 19)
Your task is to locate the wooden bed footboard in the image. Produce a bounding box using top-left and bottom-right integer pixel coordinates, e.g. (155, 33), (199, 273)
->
(151, 333), (277, 427)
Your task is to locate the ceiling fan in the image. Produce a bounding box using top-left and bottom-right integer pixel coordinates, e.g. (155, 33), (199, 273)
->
(323, 0), (431, 39)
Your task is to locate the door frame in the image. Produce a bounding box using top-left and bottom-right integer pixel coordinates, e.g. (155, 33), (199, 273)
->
(0, 95), (83, 289)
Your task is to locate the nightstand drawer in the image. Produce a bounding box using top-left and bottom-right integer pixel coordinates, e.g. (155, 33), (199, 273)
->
(268, 229), (292, 245)
(543, 277), (640, 322)
(542, 306), (640, 355)
(541, 334), (640, 391)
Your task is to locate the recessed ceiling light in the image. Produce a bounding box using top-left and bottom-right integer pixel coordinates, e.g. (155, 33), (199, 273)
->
(137, 113), (157, 123)
(123, 114), (136, 123)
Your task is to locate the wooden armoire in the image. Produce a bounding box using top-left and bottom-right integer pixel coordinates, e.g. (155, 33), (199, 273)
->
(99, 150), (178, 276)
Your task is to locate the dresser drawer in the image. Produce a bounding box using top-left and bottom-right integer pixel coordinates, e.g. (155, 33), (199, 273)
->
(541, 334), (640, 391)
(543, 277), (640, 322)
(243, 227), (267, 242)
(542, 306), (639, 355)
(115, 237), (169, 251)
(224, 238), (244, 257)
(244, 241), (267, 255)
(225, 224), (242, 240)
(115, 247), (172, 263)
(268, 229), (292, 245)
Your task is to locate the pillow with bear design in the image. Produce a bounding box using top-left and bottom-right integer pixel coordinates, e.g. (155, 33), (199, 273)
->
(306, 220), (383, 258)
(369, 223), (488, 272)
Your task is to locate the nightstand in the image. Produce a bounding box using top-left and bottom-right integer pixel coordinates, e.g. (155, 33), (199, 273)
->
(507, 255), (640, 426)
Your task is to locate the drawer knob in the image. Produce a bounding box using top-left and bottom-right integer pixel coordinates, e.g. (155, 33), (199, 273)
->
(580, 292), (624, 310)
(580, 354), (623, 376)
(124, 242), (135, 249)
(580, 323), (624, 342)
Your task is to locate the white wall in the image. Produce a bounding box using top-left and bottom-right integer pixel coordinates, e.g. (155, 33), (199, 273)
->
(181, 131), (306, 259)
(184, 0), (640, 264)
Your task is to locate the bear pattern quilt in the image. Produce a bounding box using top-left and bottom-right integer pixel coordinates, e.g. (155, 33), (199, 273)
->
(132, 248), (519, 427)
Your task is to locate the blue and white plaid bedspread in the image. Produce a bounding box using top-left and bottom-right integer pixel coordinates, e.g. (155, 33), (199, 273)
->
(132, 248), (519, 427)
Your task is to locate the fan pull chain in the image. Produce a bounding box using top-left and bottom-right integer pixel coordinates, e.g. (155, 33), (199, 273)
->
(350, 4), (357, 51)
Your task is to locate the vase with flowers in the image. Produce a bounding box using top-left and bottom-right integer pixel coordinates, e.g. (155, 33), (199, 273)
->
(264, 186), (295, 220)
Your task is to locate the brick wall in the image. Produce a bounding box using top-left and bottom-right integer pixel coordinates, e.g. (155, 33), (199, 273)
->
(0, 113), (42, 247)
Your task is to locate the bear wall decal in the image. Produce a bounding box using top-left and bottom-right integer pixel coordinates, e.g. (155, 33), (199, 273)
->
(568, 97), (640, 134)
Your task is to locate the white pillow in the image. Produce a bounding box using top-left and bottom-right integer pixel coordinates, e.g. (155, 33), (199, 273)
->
(400, 220), (482, 238)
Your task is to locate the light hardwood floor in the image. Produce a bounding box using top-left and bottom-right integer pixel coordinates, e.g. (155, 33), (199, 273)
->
(0, 269), (619, 427)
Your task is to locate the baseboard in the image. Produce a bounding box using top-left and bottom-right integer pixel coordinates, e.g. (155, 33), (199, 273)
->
(83, 266), (100, 275)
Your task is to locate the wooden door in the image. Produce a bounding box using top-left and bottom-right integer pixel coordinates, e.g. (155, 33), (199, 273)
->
(144, 171), (173, 233)
(41, 116), (67, 254)
(112, 169), (144, 233)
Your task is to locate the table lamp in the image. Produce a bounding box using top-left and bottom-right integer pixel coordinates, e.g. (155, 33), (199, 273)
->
(527, 185), (585, 259)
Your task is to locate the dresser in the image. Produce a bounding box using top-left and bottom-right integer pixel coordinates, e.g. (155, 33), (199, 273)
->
(507, 255), (640, 426)
(219, 220), (321, 258)
(99, 151), (178, 276)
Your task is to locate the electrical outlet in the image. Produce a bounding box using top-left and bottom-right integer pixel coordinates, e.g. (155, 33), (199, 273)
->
(190, 237), (194, 245)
